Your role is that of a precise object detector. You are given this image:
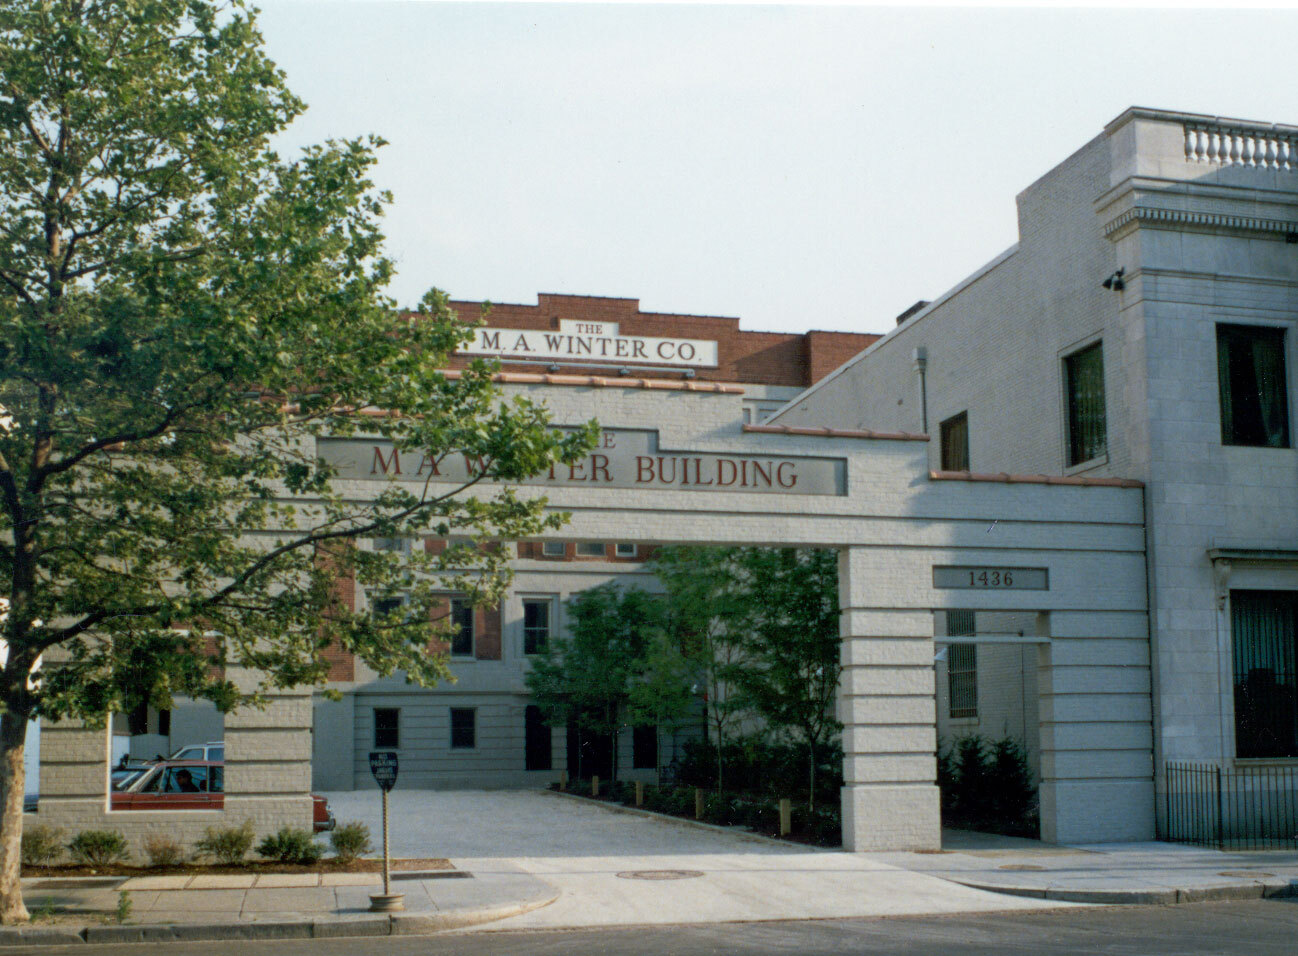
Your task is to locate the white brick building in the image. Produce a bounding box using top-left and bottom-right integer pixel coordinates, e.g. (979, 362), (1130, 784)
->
(776, 107), (1298, 837)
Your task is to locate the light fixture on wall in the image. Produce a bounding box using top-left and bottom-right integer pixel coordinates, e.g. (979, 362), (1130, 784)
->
(1101, 268), (1125, 292)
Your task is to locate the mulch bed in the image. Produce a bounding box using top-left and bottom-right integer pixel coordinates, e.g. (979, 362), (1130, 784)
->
(22, 857), (452, 878)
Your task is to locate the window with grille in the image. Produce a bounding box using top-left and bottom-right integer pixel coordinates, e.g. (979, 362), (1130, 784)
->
(939, 412), (969, 471)
(1231, 590), (1298, 758)
(374, 708), (400, 749)
(946, 610), (977, 719)
(523, 598), (552, 655)
(541, 541), (566, 557)
(615, 543), (637, 557)
(450, 598), (474, 656)
(450, 708), (476, 749)
(576, 542), (606, 557)
(1064, 342), (1107, 466)
(1218, 324), (1290, 448)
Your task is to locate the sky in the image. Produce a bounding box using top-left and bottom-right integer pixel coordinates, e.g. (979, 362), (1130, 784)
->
(254, 2), (1298, 335)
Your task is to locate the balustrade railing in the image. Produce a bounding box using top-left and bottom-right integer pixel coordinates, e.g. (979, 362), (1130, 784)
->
(1184, 122), (1298, 171)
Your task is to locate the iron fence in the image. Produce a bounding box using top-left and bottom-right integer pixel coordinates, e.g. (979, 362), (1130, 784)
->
(1161, 762), (1298, 850)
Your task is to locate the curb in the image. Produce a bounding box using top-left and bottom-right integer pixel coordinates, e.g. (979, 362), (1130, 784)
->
(0, 890), (559, 947)
(542, 788), (826, 851)
(947, 876), (1298, 906)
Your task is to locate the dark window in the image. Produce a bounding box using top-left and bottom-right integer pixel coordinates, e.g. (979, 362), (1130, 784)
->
(525, 705), (551, 770)
(1065, 342), (1107, 465)
(541, 541), (566, 557)
(576, 542), (606, 557)
(523, 599), (551, 655)
(946, 610), (977, 719)
(127, 703), (149, 736)
(1218, 324), (1290, 448)
(450, 598), (474, 656)
(1231, 590), (1297, 758)
(158, 709), (171, 737)
(450, 708), (476, 749)
(939, 412), (969, 471)
(373, 595), (407, 618)
(632, 725), (658, 770)
(615, 543), (637, 557)
(374, 707), (400, 749)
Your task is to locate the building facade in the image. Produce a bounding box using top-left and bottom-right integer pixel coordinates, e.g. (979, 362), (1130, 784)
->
(776, 107), (1298, 834)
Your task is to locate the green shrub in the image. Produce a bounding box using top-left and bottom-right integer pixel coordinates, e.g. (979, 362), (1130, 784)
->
(329, 822), (372, 864)
(68, 830), (129, 866)
(195, 820), (255, 865)
(938, 734), (1037, 837)
(143, 834), (185, 867)
(21, 825), (65, 866)
(257, 827), (322, 865)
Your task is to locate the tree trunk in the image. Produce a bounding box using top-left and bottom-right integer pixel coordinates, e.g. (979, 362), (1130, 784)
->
(807, 737), (816, 814)
(0, 711), (30, 923)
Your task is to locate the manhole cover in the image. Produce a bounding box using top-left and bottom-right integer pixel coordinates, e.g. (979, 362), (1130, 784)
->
(1218, 870), (1274, 878)
(392, 871), (472, 881)
(997, 864), (1046, 871)
(616, 869), (704, 881)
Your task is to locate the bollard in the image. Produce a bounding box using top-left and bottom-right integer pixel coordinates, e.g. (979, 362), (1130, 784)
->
(779, 798), (792, 836)
(592, 774), (600, 797)
(559, 769), (568, 791)
(635, 781), (644, 806)
(695, 787), (704, 820)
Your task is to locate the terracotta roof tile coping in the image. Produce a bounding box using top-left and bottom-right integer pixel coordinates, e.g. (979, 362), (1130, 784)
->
(929, 469), (1144, 489)
(441, 369), (744, 394)
(744, 424), (929, 442)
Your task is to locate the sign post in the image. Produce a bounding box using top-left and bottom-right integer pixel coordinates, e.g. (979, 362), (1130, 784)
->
(367, 751), (402, 913)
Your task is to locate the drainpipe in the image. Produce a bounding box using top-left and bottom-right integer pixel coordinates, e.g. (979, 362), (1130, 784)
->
(912, 347), (928, 434)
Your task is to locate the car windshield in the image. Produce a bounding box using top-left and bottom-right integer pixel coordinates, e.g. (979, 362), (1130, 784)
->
(112, 769), (146, 791)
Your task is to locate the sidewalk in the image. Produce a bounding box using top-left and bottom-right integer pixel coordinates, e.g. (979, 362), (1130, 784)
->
(870, 830), (1298, 905)
(7, 811), (1298, 946)
(6, 861), (558, 947)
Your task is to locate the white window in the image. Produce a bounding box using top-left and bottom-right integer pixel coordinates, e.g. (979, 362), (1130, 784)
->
(541, 541), (566, 557)
(522, 598), (553, 655)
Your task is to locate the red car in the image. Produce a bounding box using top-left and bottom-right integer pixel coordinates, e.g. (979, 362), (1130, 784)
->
(112, 760), (335, 831)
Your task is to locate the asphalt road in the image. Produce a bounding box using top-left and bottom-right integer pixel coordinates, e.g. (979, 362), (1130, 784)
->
(25, 898), (1298, 955)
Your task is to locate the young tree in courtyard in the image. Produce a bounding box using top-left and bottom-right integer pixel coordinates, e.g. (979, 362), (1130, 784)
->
(648, 547), (751, 791)
(729, 548), (841, 812)
(525, 583), (665, 782)
(0, 1), (594, 922)
(627, 628), (696, 784)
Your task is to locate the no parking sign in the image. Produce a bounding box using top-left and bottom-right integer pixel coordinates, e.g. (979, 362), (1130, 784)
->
(369, 751), (398, 791)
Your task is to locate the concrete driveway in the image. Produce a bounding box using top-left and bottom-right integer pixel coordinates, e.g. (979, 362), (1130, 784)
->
(321, 790), (1073, 929)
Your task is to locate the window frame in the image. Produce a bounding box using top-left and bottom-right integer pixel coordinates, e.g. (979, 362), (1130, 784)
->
(615, 542), (637, 558)
(1217, 323), (1291, 449)
(449, 707), (476, 750)
(1229, 589), (1298, 759)
(1063, 340), (1108, 468)
(939, 411), (970, 471)
(541, 541), (566, 557)
(945, 610), (977, 720)
(373, 707), (400, 749)
(449, 598), (475, 657)
(522, 597), (554, 656)
(575, 542), (607, 557)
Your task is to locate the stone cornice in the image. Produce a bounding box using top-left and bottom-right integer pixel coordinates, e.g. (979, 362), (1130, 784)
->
(1103, 205), (1298, 240)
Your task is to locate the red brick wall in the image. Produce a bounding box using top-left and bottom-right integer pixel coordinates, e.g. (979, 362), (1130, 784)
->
(315, 542), (356, 682)
(431, 293), (877, 388)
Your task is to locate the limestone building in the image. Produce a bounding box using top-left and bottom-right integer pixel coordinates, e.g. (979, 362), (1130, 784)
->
(776, 106), (1298, 836)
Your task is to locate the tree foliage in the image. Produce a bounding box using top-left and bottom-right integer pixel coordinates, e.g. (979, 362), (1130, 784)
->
(0, 0), (594, 922)
(524, 583), (670, 782)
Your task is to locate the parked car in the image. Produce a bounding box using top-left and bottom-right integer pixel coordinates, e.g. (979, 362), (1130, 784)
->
(168, 741), (224, 762)
(113, 759), (335, 831)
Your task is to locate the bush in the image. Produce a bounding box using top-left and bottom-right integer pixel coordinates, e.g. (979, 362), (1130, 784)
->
(257, 827), (322, 865)
(143, 835), (185, 867)
(329, 822), (373, 864)
(21, 825), (65, 866)
(68, 830), (129, 867)
(938, 734), (1037, 837)
(195, 820), (255, 865)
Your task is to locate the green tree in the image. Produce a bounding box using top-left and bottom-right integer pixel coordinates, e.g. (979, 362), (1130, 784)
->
(626, 628), (695, 784)
(525, 583), (664, 782)
(0, 0), (594, 922)
(648, 546), (750, 790)
(729, 548), (841, 812)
